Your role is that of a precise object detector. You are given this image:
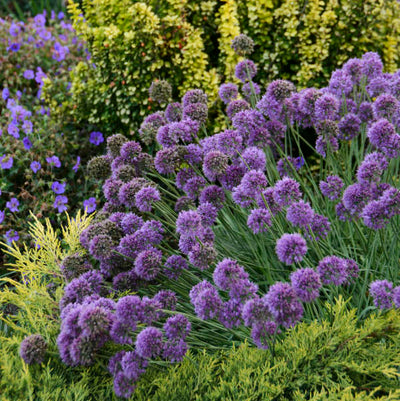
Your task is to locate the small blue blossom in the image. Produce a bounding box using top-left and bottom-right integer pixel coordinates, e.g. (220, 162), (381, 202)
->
(83, 197), (97, 213)
(53, 195), (68, 213)
(30, 161), (41, 173)
(51, 181), (66, 194)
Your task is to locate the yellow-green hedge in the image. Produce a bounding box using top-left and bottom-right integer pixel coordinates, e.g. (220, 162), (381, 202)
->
(64, 0), (400, 134)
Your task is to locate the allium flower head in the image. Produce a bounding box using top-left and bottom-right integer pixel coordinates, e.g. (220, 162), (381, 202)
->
(267, 80), (296, 102)
(369, 280), (393, 309)
(213, 258), (248, 291)
(317, 256), (347, 286)
(240, 146), (266, 171)
(247, 208), (272, 234)
(242, 81), (261, 102)
(231, 34), (254, 56)
(361, 200), (390, 230)
(182, 89), (207, 107)
(357, 152), (388, 184)
(134, 248), (162, 281)
(286, 200), (314, 228)
(135, 186), (160, 212)
(149, 80), (172, 104)
(373, 93), (400, 120)
(106, 134), (128, 158)
(139, 112), (166, 145)
(361, 52), (383, 79)
(290, 268), (321, 302)
(176, 210), (203, 238)
(314, 93), (339, 121)
(273, 177), (302, 207)
(203, 150), (228, 181)
(135, 327), (163, 359)
(235, 59), (257, 82)
(188, 242), (217, 270)
(275, 233), (307, 265)
(20, 334), (47, 365)
(319, 175), (344, 200)
(218, 83), (238, 104)
(328, 69), (353, 96)
(164, 255), (188, 280)
(251, 321), (278, 349)
(87, 156), (111, 180)
(342, 183), (372, 215)
(165, 102), (182, 122)
(191, 286), (222, 320)
(337, 113), (361, 140)
(226, 99), (250, 119)
(264, 282), (303, 328)
(163, 315), (191, 340)
(183, 102), (208, 124)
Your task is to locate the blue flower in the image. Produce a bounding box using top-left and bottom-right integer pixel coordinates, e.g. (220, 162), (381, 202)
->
(23, 137), (33, 150)
(89, 131), (104, 146)
(46, 155), (61, 168)
(5, 229), (19, 243)
(53, 195), (68, 213)
(30, 161), (41, 173)
(0, 210), (5, 224)
(0, 155), (13, 169)
(6, 198), (19, 212)
(72, 156), (80, 173)
(83, 197), (97, 213)
(23, 70), (35, 80)
(51, 181), (66, 194)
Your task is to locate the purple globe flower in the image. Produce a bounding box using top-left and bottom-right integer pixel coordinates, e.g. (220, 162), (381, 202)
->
(135, 186), (160, 212)
(164, 255), (188, 280)
(275, 233), (307, 265)
(286, 200), (314, 228)
(176, 210), (203, 238)
(163, 314), (191, 340)
(263, 282), (303, 328)
(290, 268), (321, 302)
(20, 334), (47, 365)
(247, 208), (272, 234)
(213, 258), (248, 291)
(219, 83), (239, 104)
(235, 59), (257, 82)
(135, 327), (163, 359)
(134, 248), (162, 281)
(273, 177), (302, 207)
(369, 280), (393, 309)
(319, 175), (344, 200)
(316, 256), (347, 286)
(251, 321), (278, 349)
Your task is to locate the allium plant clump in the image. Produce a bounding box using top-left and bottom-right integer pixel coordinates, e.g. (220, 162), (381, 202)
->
(0, 12), (102, 257)
(35, 42), (400, 398)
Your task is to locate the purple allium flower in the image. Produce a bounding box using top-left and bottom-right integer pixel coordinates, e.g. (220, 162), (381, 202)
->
(392, 286), (400, 309)
(328, 70), (353, 96)
(343, 258), (359, 284)
(165, 102), (182, 122)
(256, 187), (282, 215)
(23, 69), (35, 80)
(241, 297), (270, 327)
(358, 101), (374, 123)
(176, 210), (203, 238)
(380, 187), (400, 217)
(366, 76), (389, 98)
(164, 255), (188, 280)
(136, 327), (163, 358)
(183, 103), (208, 124)
(373, 94), (400, 120)
(78, 305), (113, 337)
(369, 280), (393, 309)
(5, 229), (19, 243)
(219, 83), (238, 104)
(320, 175), (344, 200)
(182, 89), (207, 107)
(342, 183), (372, 215)
(305, 213), (331, 241)
(115, 295), (143, 328)
(19, 334), (47, 365)
(197, 202), (218, 227)
(191, 286), (222, 320)
(184, 143), (203, 165)
(163, 339), (188, 362)
(199, 185), (225, 211)
(232, 109), (270, 146)
(154, 146), (181, 174)
(275, 233), (307, 265)
(316, 256), (348, 286)
(240, 146), (266, 171)
(6, 197), (19, 212)
(273, 177), (302, 207)
(235, 59), (257, 82)
(89, 235), (114, 260)
(218, 298), (243, 329)
(83, 198), (97, 213)
(121, 350), (148, 381)
(343, 58), (363, 84)
(51, 181), (66, 194)
(266, 80), (296, 102)
(53, 195), (68, 213)
(213, 258), (248, 291)
(215, 129), (243, 156)
(203, 150), (228, 181)
(251, 321), (278, 349)
(134, 248), (162, 281)
(314, 94), (339, 121)
(247, 208), (272, 234)
(367, 119), (400, 158)
(89, 131), (104, 146)
(46, 155), (61, 168)
(120, 141), (142, 164)
(118, 179), (147, 208)
(188, 242), (216, 270)
(361, 52), (383, 79)
(220, 164), (245, 191)
(357, 152), (388, 184)
(337, 113), (361, 140)
(135, 186), (160, 212)
(103, 178), (123, 206)
(286, 200), (314, 228)
(174, 196), (195, 213)
(226, 99), (250, 119)
(361, 200), (390, 230)
(0, 155), (13, 169)
(113, 372), (135, 399)
(290, 268), (321, 302)
(163, 315), (191, 340)
(264, 282), (304, 328)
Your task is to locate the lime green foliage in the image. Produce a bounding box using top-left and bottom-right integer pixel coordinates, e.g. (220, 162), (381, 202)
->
(238, 0), (400, 87)
(67, 0), (219, 133)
